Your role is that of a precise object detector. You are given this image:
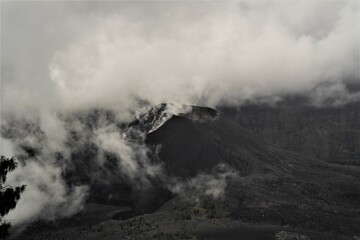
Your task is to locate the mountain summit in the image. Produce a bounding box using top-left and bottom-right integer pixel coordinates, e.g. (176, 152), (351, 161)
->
(129, 103), (219, 133)
(132, 104), (289, 177)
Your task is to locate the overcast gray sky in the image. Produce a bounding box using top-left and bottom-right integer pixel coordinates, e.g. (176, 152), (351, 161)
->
(1, 1), (359, 114)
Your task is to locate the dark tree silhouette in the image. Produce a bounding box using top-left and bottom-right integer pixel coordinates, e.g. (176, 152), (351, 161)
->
(0, 156), (26, 238)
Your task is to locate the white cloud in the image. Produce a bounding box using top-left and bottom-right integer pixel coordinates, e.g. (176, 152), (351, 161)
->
(1, 1), (358, 114)
(4, 160), (88, 226)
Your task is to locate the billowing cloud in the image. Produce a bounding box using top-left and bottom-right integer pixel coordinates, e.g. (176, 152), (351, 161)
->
(95, 124), (163, 184)
(4, 160), (88, 226)
(47, 1), (359, 111)
(1, 1), (359, 115)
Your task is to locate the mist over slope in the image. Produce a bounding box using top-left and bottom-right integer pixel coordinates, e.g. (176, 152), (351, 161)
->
(0, 105), (234, 225)
(6, 104), (360, 240)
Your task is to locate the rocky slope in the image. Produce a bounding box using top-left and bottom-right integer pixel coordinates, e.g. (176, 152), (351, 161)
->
(7, 103), (360, 239)
(130, 104), (360, 238)
(221, 100), (360, 164)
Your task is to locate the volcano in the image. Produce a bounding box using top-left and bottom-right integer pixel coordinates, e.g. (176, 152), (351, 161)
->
(142, 104), (286, 177)
(130, 104), (347, 180)
(128, 104), (360, 237)
(13, 104), (360, 240)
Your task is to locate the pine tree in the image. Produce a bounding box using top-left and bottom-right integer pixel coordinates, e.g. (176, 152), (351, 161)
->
(0, 156), (26, 238)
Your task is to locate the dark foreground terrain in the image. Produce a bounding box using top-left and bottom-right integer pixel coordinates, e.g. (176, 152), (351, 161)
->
(9, 103), (360, 240)
(13, 197), (359, 240)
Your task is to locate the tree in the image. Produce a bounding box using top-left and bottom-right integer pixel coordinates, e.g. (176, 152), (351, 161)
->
(0, 156), (26, 238)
